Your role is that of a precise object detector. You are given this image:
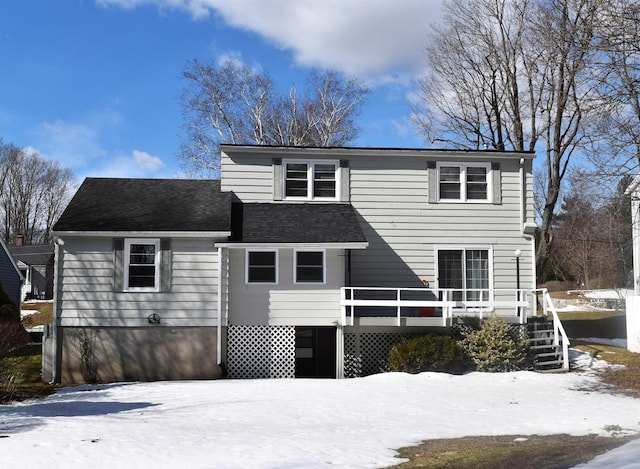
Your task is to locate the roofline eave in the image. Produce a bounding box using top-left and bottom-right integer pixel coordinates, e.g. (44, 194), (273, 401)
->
(54, 230), (232, 239)
(215, 242), (369, 249)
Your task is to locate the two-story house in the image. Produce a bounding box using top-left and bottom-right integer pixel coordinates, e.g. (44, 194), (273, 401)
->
(44, 145), (544, 383)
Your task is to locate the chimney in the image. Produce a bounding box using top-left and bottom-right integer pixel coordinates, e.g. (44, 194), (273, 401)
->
(15, 234), (23, 246)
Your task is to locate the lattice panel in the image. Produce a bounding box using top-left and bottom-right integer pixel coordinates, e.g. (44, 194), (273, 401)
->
(344, 332), (419, 378)
(227, 325), (295, 379)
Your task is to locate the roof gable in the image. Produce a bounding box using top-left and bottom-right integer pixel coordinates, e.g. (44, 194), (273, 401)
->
(54, 178), (231, 233)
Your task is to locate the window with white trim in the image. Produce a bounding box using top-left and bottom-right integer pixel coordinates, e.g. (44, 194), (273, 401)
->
(246, 250), (278, 284)
(284, 160), (338, 200)
(437, 248), (491, 301)
(438, 163), (490, 202)
(124, 239), (160, 291)
(294, 250), (325, 283)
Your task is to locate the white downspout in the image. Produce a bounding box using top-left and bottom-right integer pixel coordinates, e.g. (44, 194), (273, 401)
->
(51, 237), (64, 383)
(216, 246), (224, 366)
(519, 158), (536, 287)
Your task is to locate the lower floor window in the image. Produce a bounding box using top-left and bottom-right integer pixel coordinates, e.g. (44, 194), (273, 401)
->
(125, 239), (160, 291)
(247, 250), (277, 283)
(295, 250), (325, 283)
(437, 248), (490, 301)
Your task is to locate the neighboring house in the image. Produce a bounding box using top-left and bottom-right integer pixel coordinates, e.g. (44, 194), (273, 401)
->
(0, 237), (24, 309)
(45, 146), (547, 383)
(8, 243), (55, 301)
(625, 176), (640, 352)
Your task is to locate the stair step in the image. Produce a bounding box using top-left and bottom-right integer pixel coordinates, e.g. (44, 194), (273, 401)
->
(536, 366), (568, 373)
(536, 352), (562, 358)
(536, 358), (563, 366)
(530, 344), (559, 350)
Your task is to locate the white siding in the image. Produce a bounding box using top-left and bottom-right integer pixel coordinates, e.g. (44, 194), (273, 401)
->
(221, 148), (535, 297)
(56, 237), (219, 327)
(227, 248), (344, 326)
(346, 155), (533, 291)
(221, 153), (274, 201)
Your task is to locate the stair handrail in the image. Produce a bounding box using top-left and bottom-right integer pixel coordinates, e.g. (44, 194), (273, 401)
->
(538, 288), (570, 370)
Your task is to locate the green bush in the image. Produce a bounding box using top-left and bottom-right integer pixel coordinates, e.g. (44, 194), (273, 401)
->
(387, 334), (471, 374)
(461, 315), (529, 372)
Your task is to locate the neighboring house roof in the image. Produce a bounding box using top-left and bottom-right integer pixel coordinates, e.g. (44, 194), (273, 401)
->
(53, 178), (232, 234)
(229, 203), (368, 245)
(8, 244), (54, 266)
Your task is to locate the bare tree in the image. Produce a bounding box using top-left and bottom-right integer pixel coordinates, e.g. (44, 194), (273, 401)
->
(0, 142), (74, 244)
(548, 172), (632, 288)
(180, 59), (369, 177)
(583, 0), (640, 177)
(415, 0), (601, 275)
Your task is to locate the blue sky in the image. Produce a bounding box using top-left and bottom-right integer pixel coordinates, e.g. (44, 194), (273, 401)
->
(0, 0), (443, 181)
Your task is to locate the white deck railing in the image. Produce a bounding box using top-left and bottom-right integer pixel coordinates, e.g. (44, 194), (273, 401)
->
(340, 287), (532, 327)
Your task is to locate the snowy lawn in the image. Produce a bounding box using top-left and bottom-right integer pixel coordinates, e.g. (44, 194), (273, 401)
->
(2, 351), (640, 469)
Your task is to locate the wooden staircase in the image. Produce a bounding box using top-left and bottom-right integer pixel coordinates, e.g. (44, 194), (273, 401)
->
(527, 316), (567, 372)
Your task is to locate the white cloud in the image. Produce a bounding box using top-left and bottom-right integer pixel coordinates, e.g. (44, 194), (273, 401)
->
(97, 0), (443, 81)
(133, 150), (167, 172)
(29, 115), (173, 180)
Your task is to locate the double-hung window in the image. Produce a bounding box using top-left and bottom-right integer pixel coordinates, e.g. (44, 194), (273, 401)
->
(438, 163), (490, 202)
(124, 239), (160, 292)
(284, 160), (338, 200)
(437, 248), (491, 301)
(246, 250), (278, 284)
(294, 250), (325, 283)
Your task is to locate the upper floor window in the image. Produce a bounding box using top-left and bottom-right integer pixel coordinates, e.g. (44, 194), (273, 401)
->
(438, 163), (490, 202)
(124, 238), (160, 291)
(284, 160), (338, 200)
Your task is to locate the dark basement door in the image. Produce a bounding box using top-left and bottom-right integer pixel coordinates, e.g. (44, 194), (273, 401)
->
(294, 326), (336, 378)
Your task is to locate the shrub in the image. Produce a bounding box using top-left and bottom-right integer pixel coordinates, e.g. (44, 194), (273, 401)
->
(0, 319), (30, 362)
(461, 315), (529, 372)
(0, 303), (19, 322)
(387, 334), (471, 374)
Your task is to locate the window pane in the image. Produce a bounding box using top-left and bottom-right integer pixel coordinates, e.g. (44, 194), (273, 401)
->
(249, 251), (275, 266)
(438, 250), (463, 300)
(467, 183), (487, 200)
(296, 251), (324, 282)
(128, 265), (156, 288)
(440, 166), (460, 181)
(285, 163), (308, 197)
(248, 267), (276, 283)
(248, 251), (276, 283)
(466, 167), (487, 200)
(440, 183), (461, 199)
(130, 253), (155, 264)
(465, 250), (489, 300)
(313, 164), (336, 198)
(439, 166), (461, 200)
(466, 166), (487, 181)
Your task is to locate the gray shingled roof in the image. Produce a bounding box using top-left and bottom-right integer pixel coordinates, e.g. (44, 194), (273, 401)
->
(231, 203), (367, 244)
(54, 178), (231, 232)
(8, 245), (54, 266)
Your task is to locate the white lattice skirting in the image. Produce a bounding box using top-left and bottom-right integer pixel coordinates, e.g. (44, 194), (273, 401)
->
(227, 325), (296, 379)
(344, 332), (419, 378)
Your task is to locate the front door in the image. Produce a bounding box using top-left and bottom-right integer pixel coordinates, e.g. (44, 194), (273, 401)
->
(295, 327), (336, 378)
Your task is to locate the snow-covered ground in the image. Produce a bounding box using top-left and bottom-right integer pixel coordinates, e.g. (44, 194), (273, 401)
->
(1, 351), (639, 469)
